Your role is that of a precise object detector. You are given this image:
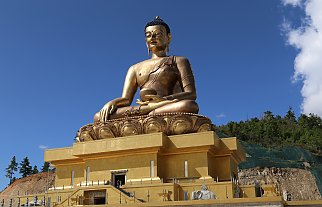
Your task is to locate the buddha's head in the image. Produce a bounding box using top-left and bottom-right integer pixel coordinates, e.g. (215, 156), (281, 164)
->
(145, 16), (171, 55)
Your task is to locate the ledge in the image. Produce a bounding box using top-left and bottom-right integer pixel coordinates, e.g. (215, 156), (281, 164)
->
(44, 147), (77, 163)
(72, 133), (166, 157)
(44, 131), (245, 164)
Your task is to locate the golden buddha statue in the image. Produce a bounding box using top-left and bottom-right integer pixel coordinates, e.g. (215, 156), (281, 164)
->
(94, 16), (199, 122)
(77, 17), (212, 141)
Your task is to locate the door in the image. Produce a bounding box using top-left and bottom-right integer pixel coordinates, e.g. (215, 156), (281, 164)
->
(112, 171), (126, 188)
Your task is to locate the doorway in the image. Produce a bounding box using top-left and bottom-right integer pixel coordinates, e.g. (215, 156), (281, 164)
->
(84, 190), (106, 205)
(111, 170), (127, 188)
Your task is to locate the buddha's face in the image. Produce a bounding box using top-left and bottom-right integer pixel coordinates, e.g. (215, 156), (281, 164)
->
(145, 25), (171, 53)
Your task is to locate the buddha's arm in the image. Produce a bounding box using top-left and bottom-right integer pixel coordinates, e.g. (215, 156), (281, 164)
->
(99, 66), (138, 121)
(164, 57), (197, 101)
(119, 66), (138, 106)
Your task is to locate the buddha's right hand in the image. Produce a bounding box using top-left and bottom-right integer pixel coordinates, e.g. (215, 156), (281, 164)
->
(99, 101), (117, 122)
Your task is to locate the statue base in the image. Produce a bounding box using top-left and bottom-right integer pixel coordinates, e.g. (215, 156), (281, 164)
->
(40, 131), (285, 205)
(77, 112), (213, 142)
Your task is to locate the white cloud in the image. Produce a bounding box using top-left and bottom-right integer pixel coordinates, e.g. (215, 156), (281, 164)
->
(282, 0), (303, 7)
(282, 0), (322, 117)
(216, 113), (226, 118)
(39, 145), (48, 150)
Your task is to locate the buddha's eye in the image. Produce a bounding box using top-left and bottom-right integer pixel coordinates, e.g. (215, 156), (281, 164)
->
(145, 33), (152, 38)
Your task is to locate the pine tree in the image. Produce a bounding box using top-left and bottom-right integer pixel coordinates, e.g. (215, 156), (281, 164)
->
(19, 157), (32, 178)
(11, 176), (17, 183)
(32, 165), (39, 174)
(285, 107), (297, 123)
(41, 162), (50, 172)
(5, 156), (18, 184)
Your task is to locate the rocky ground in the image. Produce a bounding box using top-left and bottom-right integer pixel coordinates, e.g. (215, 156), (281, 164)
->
(238, 167), (321, 200)
(0, 172), (55, 205)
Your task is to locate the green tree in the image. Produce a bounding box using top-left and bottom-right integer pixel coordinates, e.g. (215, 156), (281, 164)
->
(216, 110), (322, 155)
(263, 111), (274, 120)
(32, 165), (39, 174)
(5, 156), (18, 184)
(19, 157), (32, 178)
(285, 107), (297, 123)
(11, 176), (17, 183)
(41, 162), (50, 172)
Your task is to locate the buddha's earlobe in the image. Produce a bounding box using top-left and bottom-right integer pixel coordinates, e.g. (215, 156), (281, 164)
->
(167, 33), (171, 54)
(146, 43), (151, 57)
(148, 48), (151, 56)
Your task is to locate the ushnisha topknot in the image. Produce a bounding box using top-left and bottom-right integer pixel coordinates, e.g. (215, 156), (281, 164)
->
(145, 16), (171, 34)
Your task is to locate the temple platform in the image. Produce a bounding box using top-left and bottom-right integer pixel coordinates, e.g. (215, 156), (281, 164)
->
(11, 131), (322, 206)
(45, 131), (245, 188)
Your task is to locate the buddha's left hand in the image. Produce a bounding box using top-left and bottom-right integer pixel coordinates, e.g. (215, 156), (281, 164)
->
(145, 94), (167, 102)
(136, 94), (167, 105)
(136, 94), (178, 109)
(147, 98), (178, 110)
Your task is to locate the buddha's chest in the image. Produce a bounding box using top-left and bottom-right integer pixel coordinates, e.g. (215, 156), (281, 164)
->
(136, 60), (179, 88)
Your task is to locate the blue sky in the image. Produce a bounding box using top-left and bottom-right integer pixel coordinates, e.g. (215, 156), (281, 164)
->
(0, 0), (319, 190)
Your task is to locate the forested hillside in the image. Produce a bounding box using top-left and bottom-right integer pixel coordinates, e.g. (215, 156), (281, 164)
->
(216, 109), (322, 155)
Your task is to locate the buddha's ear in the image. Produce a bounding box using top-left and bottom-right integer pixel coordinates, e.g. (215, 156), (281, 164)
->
(167, 33), (172, 43)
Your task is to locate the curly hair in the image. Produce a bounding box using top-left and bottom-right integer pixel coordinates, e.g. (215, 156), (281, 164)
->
(145, 16), (170, 34)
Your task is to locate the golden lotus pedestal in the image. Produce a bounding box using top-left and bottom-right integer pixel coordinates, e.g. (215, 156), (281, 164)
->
(77, 113), (213, 141)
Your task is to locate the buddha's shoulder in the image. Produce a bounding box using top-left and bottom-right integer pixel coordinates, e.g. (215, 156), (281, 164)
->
(174, 56), (191, 64)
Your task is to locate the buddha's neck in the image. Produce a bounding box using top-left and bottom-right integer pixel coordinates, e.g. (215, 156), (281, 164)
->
(151, 50), (167, 59)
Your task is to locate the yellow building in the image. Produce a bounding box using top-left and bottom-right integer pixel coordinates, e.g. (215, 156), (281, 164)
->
(12, 130), (322, 206)
(43, 131), (245, 204)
